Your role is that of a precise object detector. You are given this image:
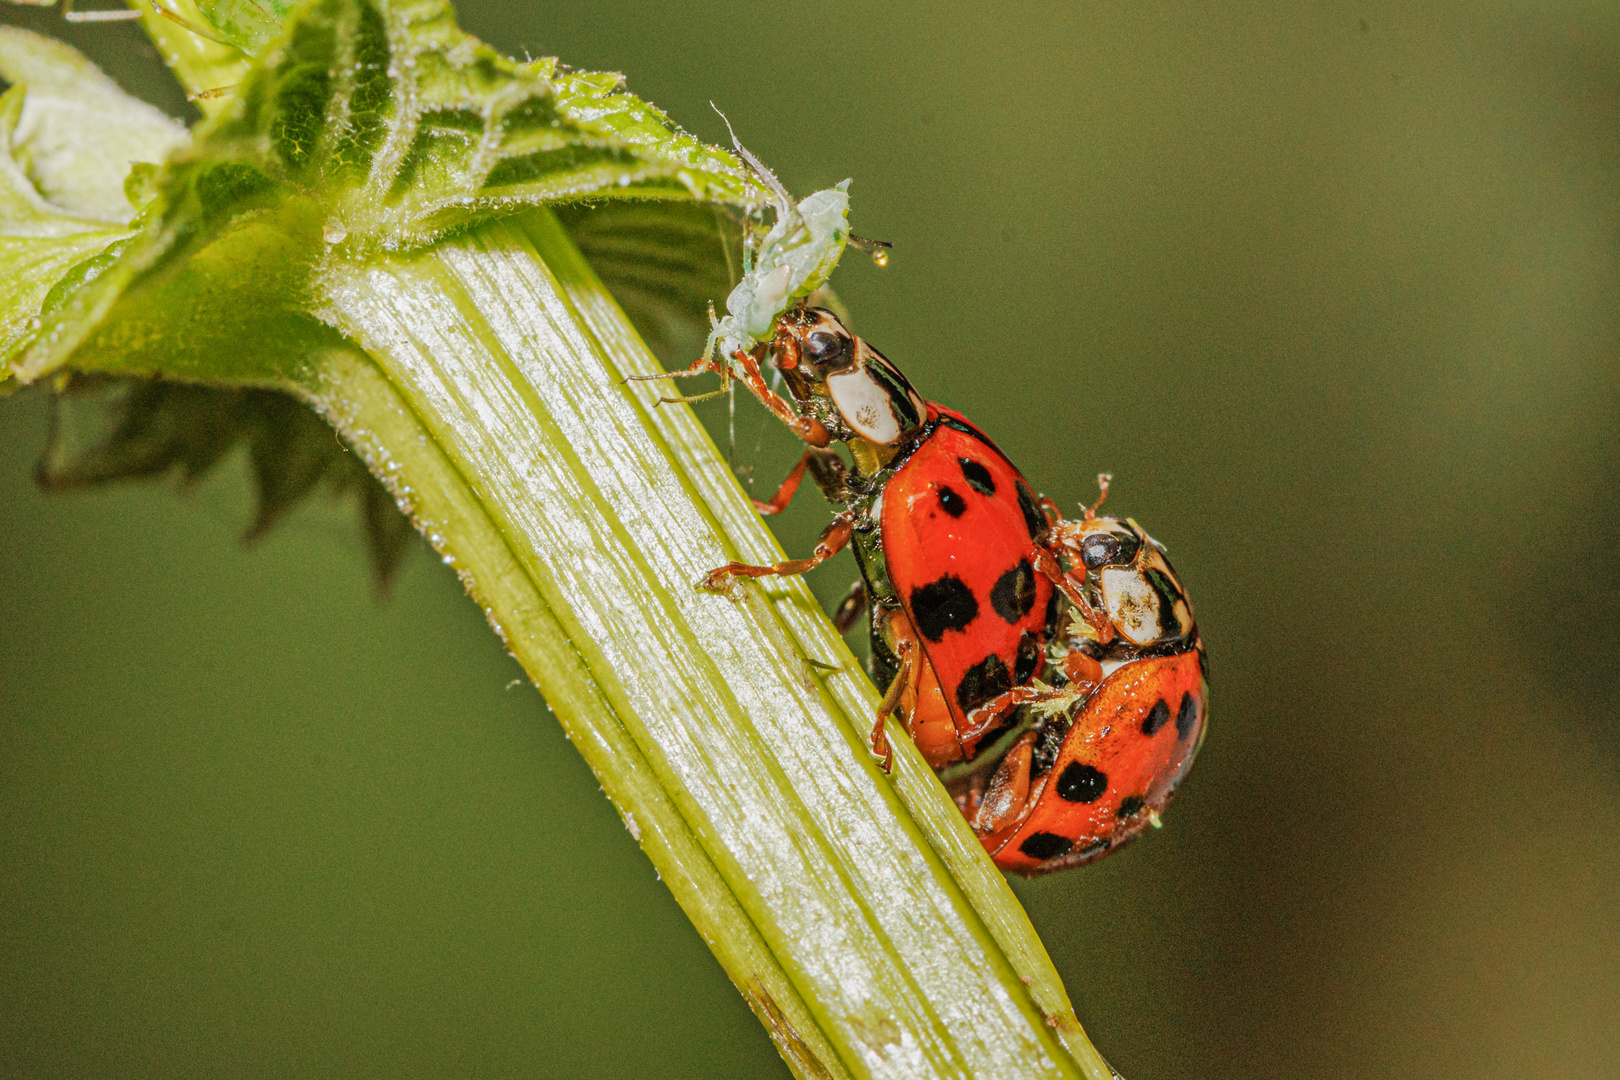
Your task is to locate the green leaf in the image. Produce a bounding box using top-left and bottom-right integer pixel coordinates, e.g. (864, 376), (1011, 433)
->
(0, 28), (187, 370)
(0, 27), (188, 221)
(11, 0), (760, 387)
(197, 0), (754, 250)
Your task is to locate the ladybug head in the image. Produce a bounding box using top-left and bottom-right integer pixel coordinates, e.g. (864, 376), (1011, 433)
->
(768, 307), (927, 447)
(1058, 516), (1196, 649)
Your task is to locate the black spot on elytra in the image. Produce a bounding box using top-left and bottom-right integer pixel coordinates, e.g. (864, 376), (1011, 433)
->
(1116, 794), (1145, 819)
(1015, 481), (1046, 540)
(936, 484), (966, 518)
(990, 559), (1037, 624)
(1056, 762), (1108, 803)
(1176, 693), (1199, 739)
(1019, 831), (1073, 861)
(909, 576), (978, 641)
(1014, 631), (1041, 683)
(956, 653), (1012, 713)
(958, 458), (995, 496)
(1142, 699), (1170, 736)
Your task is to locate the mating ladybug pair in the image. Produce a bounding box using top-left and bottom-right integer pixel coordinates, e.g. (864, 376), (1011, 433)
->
(650, 307), (1206, 875)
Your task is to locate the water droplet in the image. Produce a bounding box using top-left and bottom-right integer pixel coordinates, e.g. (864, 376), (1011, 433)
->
(870, 249), (889, 268)
(323, 218), (348, 244)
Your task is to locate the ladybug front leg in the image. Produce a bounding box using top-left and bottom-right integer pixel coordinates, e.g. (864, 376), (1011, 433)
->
(752, 449), (815, 516)
(867, 637), (914, 774)
(1032, 545), (1114, 644)
(752, 447), (848, 516)
(699, 510), (855, 592)
(963, 651), (1105, 735)
(727, 347), (833, 448)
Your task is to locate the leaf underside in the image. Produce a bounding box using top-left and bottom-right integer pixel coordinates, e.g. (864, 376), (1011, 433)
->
(39, 373), (420, 588)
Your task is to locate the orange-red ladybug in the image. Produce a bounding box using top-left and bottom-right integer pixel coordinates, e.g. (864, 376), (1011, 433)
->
(697, 308), (1058, 773)
(685, 307), (1206, 874)
(955, 514), (1206, 874)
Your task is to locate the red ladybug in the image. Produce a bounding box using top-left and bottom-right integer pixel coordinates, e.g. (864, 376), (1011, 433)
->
(686, 308), (1206, 874)
(697, 308), (1059, 773)
(955, 513), (1206, 874)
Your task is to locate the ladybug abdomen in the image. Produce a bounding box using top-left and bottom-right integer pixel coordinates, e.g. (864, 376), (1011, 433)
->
(881, 411), (1054, 766)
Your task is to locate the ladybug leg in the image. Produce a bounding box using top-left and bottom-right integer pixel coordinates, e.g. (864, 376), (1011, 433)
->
(868, 638), (913, 774)
(752, 449), (815, 516)
(699, 511), (854, 592)
(1033, 546), (1114, 644)
(752, 447), (850, 517)
(963, 687), (1038, 738)
(727, 348), (833, 448)
(964, 652), (1105, 734)
(971, 730), (1037, 835)
(832, 580), (869, 635)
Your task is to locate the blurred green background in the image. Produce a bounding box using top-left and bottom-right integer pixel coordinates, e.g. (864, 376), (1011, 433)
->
(3, 2), (1618, 1077)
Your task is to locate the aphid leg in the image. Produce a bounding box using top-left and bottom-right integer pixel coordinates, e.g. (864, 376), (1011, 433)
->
(832, 580), (868, 635)
(971, 730), (1037, 835)
(869, 638), (913, 774)
(623, 346), (731, 402)
(698, 511), (853, 592)
(147, 0), (236, 43)
(61, 0), (142, 22)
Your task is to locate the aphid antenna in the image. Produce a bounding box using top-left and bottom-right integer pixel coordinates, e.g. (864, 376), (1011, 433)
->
(847, 234), (893, 253)
(710, 102), (795, 213)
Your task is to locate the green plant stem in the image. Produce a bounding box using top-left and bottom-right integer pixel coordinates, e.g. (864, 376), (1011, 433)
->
(95, 8), (1122, 1075)
(291, 209), (1109, 1079)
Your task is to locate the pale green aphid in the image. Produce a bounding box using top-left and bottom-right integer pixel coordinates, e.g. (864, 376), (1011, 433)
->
(704, 123), (851, 366)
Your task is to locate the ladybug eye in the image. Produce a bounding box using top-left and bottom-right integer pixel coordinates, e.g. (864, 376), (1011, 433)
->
(804, 331), (845, 364)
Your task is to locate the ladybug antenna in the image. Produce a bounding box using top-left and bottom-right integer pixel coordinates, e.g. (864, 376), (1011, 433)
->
(1084, 473), (1112, 520)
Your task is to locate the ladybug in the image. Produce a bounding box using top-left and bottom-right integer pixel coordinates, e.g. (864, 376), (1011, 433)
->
(682, 307), (1207, 875)
(953, 513), (1207, 875)
(697, 307), (1059, 773)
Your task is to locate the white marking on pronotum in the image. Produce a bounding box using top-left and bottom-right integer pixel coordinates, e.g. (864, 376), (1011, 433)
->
(1101, 567), (1162, 646)
(827, 368), (902, 444)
